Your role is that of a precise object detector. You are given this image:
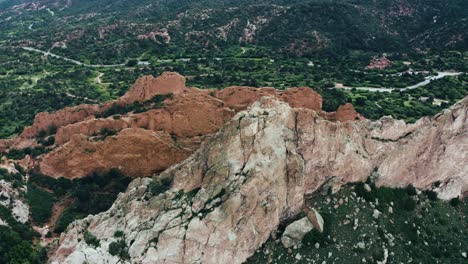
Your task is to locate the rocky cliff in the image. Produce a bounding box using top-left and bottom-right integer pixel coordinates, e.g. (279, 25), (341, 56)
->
(50, 95), (467, 263)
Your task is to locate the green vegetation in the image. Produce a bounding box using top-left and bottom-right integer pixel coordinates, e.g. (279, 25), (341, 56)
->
(108, 240), (129, 259)
(248, 181), (467, 264)
(3, 146), (47, 160)
(26, 185), (56, 225)
(0, 205), (45, 264)
(338, 74), (468, 123)
(84, 231), (100, 248)
(148, 178), (173, 197)
(0, 168), (23, 189)
(28, 169), (131, 233)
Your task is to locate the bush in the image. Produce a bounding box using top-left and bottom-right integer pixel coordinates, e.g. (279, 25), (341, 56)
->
(354, 182), (373, 201)
(148, 178), (172, 196)
(126, 59), (138, 67)
(114, 230), (124, 238)
(108, 240), (129, 259)
(84, 231), (100, 248)
(52, 169), (131, 233)
(425, 190), (438, 201)
(54, 208), (85, 233)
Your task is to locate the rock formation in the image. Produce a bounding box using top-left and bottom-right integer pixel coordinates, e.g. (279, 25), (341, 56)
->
(51, 95), (467, 263)
(40, 129), (192, 178)
(1, 72), (330, 178)
(118, 72), (186, 104)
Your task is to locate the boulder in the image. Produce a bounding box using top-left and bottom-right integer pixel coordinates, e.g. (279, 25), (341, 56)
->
(281, 217), (315, 248)
(305, 208), (324, 233)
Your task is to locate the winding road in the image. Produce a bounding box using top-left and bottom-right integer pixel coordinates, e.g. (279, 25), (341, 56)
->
(22, 47), (126, 68)
(334, 71), (464, 92)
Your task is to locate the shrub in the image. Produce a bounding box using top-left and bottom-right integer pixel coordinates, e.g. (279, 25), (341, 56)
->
(54, 208), (85, 233)
(302, 229), (326, 245)
(126, 59), (138, 67)
(354, 182), (373, 201)
(84, 231), (100, 248)
(372, 247), (386, 262)
(108, 240), (129, 259)
(148, 178), (172, 196)
(47, 125), (57, 135)
(114, 230), (124, 238)
(425, 190), (438, 201)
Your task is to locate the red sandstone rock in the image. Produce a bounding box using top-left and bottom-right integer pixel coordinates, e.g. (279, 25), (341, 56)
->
(215, 86), (323, 111)
(20, 104), (100, 139)
(215, 86), (277, 111)
(119, 72), (186, 104)
(280, 87), (322, 111)
(40, 128), (191, 178)
(366, 56), (391, 70)
(335, 103), (364, 122)
(43, 91), (235, 177)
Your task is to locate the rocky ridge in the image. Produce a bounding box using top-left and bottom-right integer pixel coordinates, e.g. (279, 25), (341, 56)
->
(1, 72), (349, 179)
(50, 95), (467, 263)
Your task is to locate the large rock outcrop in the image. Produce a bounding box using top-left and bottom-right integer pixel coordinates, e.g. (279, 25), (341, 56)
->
(51, 96), (467, 263)
(40, 129), (192, 178)
(119, 72), (186, 104)
(20, 104), (100, 139)
(43, 92), (235, 178)
(20, 73), (327, 178)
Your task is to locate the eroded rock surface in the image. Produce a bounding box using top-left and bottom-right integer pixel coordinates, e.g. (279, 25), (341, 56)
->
(40, 129), (192, 178)
(51, 96), (468, 263)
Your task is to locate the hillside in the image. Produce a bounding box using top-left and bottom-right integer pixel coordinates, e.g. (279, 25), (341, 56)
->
(0, 0), (466, 63)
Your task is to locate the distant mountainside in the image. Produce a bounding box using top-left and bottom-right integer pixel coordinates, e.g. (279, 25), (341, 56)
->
(0, 0), (466, 63)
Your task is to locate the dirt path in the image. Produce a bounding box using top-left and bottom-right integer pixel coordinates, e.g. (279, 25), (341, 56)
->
(95, 72), (104, 84)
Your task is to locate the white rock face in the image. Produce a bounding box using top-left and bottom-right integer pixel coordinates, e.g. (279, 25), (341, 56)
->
(51, 96), (468, 264)
(52, 97), (305, 264)
(0, 178), (29, 224)
(281, 217), (315, 248)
